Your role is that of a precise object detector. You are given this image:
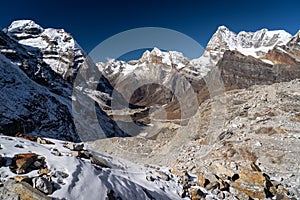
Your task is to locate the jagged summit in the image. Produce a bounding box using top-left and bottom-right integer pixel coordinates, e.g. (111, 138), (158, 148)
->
(139, 47), (188, 69)
(288, 30), (300, 45)
(6, 19), (84, 80)
(217, 25), (229, 31)
(7, 20), (44, 36)
(207, 25), (292, 57)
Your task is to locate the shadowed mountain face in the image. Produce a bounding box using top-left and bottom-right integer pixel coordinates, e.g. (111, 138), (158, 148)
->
(0, 20), (127, 141)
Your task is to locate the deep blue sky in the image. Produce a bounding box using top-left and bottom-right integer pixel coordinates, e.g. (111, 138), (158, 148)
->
(1, 0), (300, 59)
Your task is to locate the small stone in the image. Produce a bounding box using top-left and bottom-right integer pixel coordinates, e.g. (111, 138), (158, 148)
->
(218, 131), (233, 141)
(197, 174), (209, 187)
(57, 177), (65, 184)
(14, 144), (24, 148)
(38, 168), (51, 176)
(199, 138), (206, 145)
(73, 143), (84, 151)
(277, 185), (290, 195)
(223, 191), (233, 199)
(37, 137), (54, 145)
(90, 154), (111, 168)
(254, 141), (262, 147)
(189, 187), (206, 199)
(146, 176), (155, 182)
(78, 150), (91, 159)
(231, 173), (240, 181)
(53, 171), (69, 179)
(178, 189), (187, 198)
(51, 149), (62, 156)
(250, 162), (261, 172)
(153, 170), (170, 181)
(205, 181), (220, 190)
(64, 143), (84, 151)
(14, 176), (30, 183)
(220, 180), (230, 191)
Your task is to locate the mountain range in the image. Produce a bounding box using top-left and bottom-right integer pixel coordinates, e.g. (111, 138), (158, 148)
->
(0, 20), (299, 199)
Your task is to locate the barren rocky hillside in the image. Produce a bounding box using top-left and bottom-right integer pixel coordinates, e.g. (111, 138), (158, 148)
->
(91, 79), (300, 199)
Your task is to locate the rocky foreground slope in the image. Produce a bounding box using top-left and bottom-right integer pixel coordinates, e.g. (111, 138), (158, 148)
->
(91, 79), (300, 199)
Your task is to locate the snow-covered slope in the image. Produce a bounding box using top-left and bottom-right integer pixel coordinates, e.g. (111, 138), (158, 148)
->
(0, 135), (185, 200)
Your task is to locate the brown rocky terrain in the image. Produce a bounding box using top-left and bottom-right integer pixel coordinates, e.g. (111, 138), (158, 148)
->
(89, 79), (300, 199)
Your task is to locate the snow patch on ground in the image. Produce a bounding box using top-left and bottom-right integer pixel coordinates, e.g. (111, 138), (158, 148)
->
(0, 136), (185, 199)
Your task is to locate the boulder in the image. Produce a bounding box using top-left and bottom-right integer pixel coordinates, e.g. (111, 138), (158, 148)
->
(153, 170), (170, 181)
(0, 155), (6, 167)
(53, 171), (69, 179)
(237, 167), (266, 186)
(64, 143), (84, 151)
(0, 179), (51, 200)
(90, 154), (111, 168)
(32, 176), (53, 195)
(10, 153), (47, 174)
(188, 187), (206, 200)
(230, 181), (266, 199)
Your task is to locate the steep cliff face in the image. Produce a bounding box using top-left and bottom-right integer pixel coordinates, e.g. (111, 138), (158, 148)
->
(218, 50), (300, 89)
(0, 20), (126, 141)
(7, 20), (83, 81)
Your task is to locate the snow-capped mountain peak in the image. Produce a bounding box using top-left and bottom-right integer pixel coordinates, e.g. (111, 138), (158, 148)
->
(139, 47), (189, 70)
(6, 20), (83, 80)
(206, 26), (292, 58)
(7, 20), (44, 37)
(288, 30), (300, 45)
(206, 25), (237, 52)
(151, 47), (163, 55)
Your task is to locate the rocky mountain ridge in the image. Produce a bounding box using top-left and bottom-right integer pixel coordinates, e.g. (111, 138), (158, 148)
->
(0, 20), (127, 141)
(97, 26), (300, 125)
